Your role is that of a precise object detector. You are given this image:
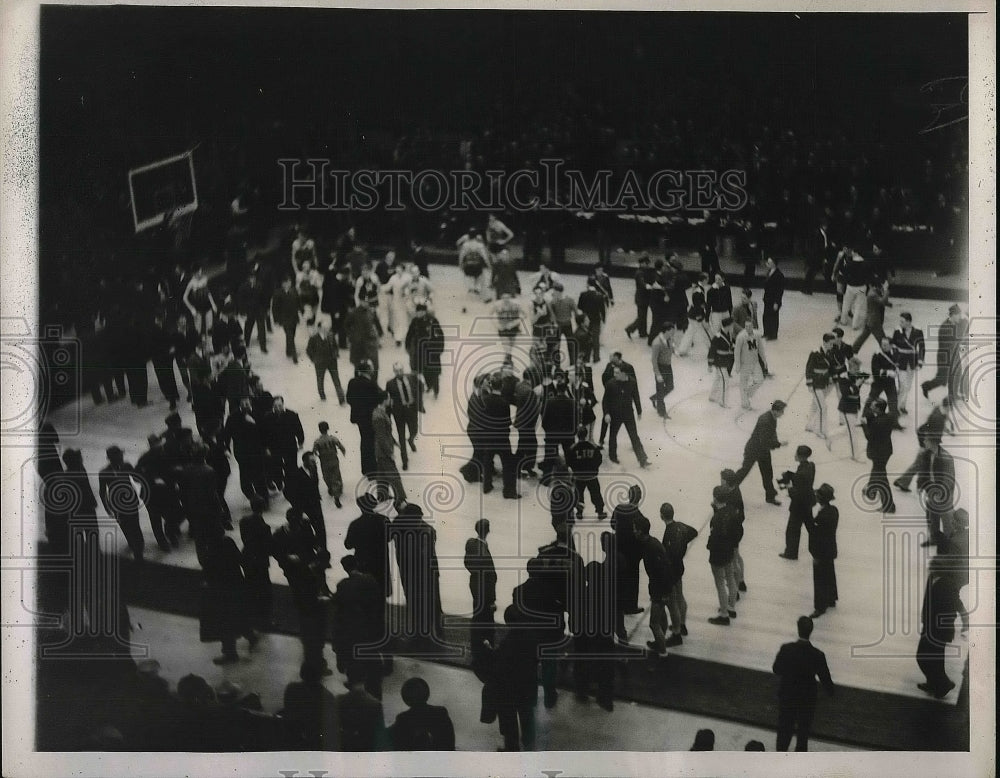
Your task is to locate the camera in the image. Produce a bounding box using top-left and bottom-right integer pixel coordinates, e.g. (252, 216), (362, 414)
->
(776, 471), (795, 490)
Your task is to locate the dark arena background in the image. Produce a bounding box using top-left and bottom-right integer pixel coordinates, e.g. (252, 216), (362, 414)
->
(20, 3), (988, 769)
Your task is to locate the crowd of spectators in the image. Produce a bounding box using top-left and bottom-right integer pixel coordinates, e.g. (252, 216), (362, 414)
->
(40, 10), (968, 329)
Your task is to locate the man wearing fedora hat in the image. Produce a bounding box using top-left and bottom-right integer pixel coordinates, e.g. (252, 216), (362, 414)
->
(805, 484), (839, 617)
(389, 503), (442, 644)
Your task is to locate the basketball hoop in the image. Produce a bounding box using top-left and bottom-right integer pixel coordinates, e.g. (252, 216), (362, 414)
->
(127, 150), (199, 233)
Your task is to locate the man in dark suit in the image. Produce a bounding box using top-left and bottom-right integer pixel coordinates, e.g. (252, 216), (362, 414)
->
(281, 666), (341, 750)
(805, 483), (839, 617)
(98, 446), (145, 561)
(389, 503), (442, 643)
(332, 555), (385, 698)
(603, 364), (649, 468)
(573, 534), (619, 710)
(513, 371), (543, 478)
(772, 616), (835, 751)
(645, 260), (671, 346)
(320, 264), (354, 349)
(346, 360), (382, 479)
(464, 518), (497, 617)
(720, 470), (748, 592)
(481, 375), (519, 498)
(802, 220), (830, 296)
(222, 398), (268, 504)
(577, 279), (607, 363)
(860, 398), (896, 514)
(270, 276), (301, 363)
(637, 513), (677, 654)
(894, 397), (952, 493)
(540, 376), (577, 475)
(699, 239), (721, 278)
(178, 445), (227, 550)
(149, 313), (180, 412)
(465, 518), (498, 650)
(346, 301), (381, 380)
(211, 304), (244, 355)
(236, 268), (270, 353)
(135, 432), (182, 550)
(272, 508), (331, 677)
(306, 321), (345, 404)
(344, 493), (392, 599)
(625, 254), (654, 339)
(706, 485), (743, 627)
(284, 451), (327, 551)
(734, 400), (788, 504)
(405, 303), (445, 399)
(385, 362), (424, 470)
(921, 304), (969, 401)
(916, 556), (962, 698)
(779, 445), (816, 561)
(916, 438), (955, 547)
(336, 664), (387, 751)
(610, 485), (650, 615)
(388, 677), (456, 750)
(762, 257), (785, 340)
(264, 395), (305, 491)
(939, 507), (970, 634)
(217, 351), (251, 418)
(372, 391), (407, 505)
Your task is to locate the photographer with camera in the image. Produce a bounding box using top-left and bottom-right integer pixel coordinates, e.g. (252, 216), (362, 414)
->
(860, 398), (897, 514)
(778, 445), (816, 561)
